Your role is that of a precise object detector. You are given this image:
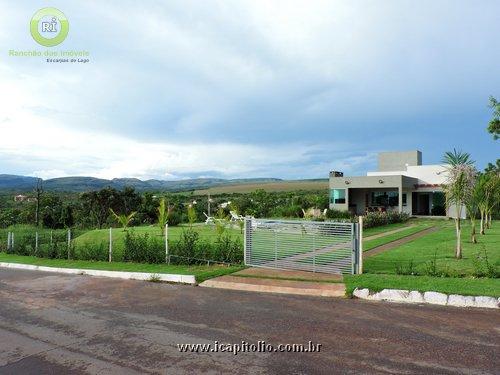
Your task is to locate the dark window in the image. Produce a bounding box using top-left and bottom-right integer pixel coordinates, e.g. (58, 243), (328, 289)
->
(330, 189), (346, 204)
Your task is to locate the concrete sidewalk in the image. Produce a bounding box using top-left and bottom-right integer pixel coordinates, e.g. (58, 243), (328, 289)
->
(200, 267), (345, 297)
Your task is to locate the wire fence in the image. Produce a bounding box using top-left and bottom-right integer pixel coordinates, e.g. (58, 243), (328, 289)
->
(0, 225), (243, 267)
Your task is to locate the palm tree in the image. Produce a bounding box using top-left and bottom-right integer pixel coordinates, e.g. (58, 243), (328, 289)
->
(109, 208), (136, 230)
(442, 150), (476, 259)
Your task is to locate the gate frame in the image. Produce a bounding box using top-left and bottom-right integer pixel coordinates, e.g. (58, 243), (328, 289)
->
(243, 217), (363, 275)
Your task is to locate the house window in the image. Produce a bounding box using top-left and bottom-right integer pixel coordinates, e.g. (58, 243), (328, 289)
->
(402, 193), (407, 206)
(330, 189), (346, 204)
(371, 191), (399, 207)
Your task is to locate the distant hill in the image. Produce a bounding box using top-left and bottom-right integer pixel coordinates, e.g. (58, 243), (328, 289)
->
(0, 174), (286, 193)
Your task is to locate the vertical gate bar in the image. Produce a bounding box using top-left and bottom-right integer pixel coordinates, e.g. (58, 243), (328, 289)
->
(312, 232), (316, 273)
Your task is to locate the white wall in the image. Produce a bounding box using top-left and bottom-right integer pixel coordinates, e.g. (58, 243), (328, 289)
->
(368, 164), (447, 185)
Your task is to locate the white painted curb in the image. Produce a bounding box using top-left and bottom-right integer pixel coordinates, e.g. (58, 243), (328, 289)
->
(0, 262), (196, 284)
(353, 288), (499, 309)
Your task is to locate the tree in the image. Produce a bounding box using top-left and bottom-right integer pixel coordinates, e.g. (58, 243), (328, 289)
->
(187, 205), (197, 227)
(466, 180), (480, 243)
(442, 150), (476, 259)
(487, 96), (500, 140)
(109, 208), (136, 230)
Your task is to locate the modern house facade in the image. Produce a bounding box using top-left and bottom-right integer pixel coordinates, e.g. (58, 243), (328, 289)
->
(329, 151), (461, 218)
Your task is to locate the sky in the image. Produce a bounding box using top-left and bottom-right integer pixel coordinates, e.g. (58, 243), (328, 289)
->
(0, 0), (499, 181)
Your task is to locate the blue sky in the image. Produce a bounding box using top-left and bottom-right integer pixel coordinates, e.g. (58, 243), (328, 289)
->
(0, 0), (498, 180)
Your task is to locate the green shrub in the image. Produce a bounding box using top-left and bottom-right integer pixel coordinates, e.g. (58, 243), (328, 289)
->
(123, 231), (164, 264)
(76, 243), (108, 261)
(325, 209), (352, 220)
(167, 211), (182, 226)
(363, 212), (410, 228)
(213, 233), (243, 264)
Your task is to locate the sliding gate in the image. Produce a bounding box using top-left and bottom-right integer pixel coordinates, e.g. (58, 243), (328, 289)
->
(244, 219), (361, 275)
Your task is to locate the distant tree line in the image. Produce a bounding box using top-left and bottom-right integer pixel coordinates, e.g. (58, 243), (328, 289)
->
(0, 186), (331, 230)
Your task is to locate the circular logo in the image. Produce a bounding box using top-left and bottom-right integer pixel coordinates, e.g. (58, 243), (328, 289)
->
(30, 8), (69, 47)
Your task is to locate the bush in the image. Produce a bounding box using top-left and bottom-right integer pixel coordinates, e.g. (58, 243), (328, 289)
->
(325, 209), (352, 220)
(213, 233), (243, 264)
(123, 231), (164, 264)
(167, 211), (182, 226)
(168, 228), (243, 265)
(76, 242), (108, 261)
(362, 211), (410, 229)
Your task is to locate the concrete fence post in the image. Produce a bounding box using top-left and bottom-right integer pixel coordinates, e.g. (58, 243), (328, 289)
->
(7, 232), (11, 251)
(67, 229), (71, 260)
(109, 227), (113, 262)
(35, 232), (39, 255)
(11, 232), (14, 251)
(165, 223), (169, 264)
(358, 216), (363, 274)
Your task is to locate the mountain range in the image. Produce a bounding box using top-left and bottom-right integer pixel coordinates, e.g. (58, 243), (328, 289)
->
(0, 174), (284, 193)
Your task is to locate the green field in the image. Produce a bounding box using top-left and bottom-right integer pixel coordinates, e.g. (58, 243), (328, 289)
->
(194, 179), (328, 194)
(0, 253), (243, 283)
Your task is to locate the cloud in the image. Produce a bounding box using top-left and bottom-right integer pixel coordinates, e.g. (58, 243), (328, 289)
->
(0, 0), (498, 179)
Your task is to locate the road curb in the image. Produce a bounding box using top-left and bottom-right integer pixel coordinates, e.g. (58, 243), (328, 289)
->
(0, 262), (196, 284)
(353, 288), (499, 309)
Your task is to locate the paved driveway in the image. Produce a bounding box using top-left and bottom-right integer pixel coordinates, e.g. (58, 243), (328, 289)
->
(0, 268), (498, 374)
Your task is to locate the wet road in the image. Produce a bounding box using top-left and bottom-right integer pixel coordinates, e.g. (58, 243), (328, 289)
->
(0, 268), (498, 374)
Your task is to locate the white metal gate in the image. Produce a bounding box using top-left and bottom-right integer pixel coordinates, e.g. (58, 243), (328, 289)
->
(244, 218), (361, 274)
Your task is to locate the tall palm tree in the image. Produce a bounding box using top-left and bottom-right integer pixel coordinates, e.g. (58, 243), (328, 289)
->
(442, 150), (476, 259)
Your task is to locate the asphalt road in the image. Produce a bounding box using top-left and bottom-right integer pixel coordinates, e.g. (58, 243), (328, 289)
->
(0, 269), (498, 374)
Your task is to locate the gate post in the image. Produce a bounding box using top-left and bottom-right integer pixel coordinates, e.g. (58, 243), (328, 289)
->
(244, 217), (252, 265)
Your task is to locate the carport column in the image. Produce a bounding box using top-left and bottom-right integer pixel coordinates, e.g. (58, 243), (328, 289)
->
(398, 185), (403, 213)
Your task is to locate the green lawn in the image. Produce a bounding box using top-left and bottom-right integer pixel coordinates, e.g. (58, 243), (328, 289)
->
(363, 223), (433, 251)
(364, 222), (499, 276)
(0, 252), (243, 283)
(363, 222), (412, 237)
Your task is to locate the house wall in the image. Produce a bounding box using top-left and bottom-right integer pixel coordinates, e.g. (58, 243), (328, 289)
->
(378, 150), (422, 171)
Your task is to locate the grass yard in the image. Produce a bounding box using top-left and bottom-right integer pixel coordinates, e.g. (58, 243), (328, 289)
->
(364, 221), (499, 276)
(363, 223), (434, 251)
(0, 252), (243, 283)
(344, 274), (500, 297)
